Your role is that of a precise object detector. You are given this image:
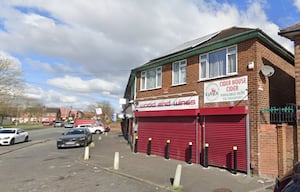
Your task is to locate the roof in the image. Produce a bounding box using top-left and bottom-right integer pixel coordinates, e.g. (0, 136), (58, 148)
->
(152, 31), (220, 62)
(60, 108), (78, 117)
(124, 26), (294, 97)
(278, 23), (300, 40)
(135, 27), (293, 71)
(45, 107), (60, 113)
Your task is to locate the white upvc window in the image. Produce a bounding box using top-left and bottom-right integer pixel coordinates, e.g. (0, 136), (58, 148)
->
(199, 45), (237, 80)
(227, 46), (237, 74)
(172, 59), (186, 85)
(140, 66), (162, 90)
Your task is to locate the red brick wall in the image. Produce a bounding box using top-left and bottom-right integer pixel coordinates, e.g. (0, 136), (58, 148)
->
(276, 124), (294, 176)
(258, 124), (278, 178)
(258, 124), (294, 178)
(294, 37), (300, 161)
(249, 40), (295, 175)
(136, 55), (201, 100)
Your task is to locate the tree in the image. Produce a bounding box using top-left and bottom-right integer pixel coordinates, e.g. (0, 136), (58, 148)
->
(86, 101), (115, 123)
(0, 57), (24, 98)
(23, 98), (44, 122)
(0, 57), (25, 125)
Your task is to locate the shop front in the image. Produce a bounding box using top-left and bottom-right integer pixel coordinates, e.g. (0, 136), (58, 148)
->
(135, 96), (200, 163)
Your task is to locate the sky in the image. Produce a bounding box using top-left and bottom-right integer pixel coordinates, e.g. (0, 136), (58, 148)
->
(0, 0), (299, 112)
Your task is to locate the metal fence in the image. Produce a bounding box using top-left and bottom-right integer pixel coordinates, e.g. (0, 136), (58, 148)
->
(261, 106), (296, 124)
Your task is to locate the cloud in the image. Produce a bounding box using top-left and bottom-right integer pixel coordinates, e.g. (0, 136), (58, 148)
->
(24, 84), (90, 109)
(47, 75), (121, 97)
(0, 0), (295, 110)
(25, 58), (74, 74)
(295, 0), (300, 10)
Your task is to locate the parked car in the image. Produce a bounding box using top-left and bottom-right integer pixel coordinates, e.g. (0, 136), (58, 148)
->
(54, 121), (64, 127)
(104, 125), (110, 132)
(56, 128), (92, 149)
(64, 121), (74, 128)
(42, 121), (53, 126)
(74, 119), (96, 127)
(274, 162), (300, 192)
(0, 128), (29, 145)
(89, 125), (106, 134)
(76, 123), (106, 134)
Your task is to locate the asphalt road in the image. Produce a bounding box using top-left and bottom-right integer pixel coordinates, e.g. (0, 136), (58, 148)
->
(0, 127), (165, 192)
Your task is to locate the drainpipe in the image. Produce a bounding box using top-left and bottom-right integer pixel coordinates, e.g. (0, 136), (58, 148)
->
(196, 113), (200, 164)
(203, 116), (206, 165)
(246, 108), (251, 176)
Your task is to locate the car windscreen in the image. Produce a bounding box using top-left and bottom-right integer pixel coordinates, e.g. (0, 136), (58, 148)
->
(65, 129), (85, 135)
(0, 130), (16, 134)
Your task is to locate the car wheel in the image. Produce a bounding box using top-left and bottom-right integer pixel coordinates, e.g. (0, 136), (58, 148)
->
(25, 136), (29, 142)
(95, 130), (102, 134)
(57, 145), (61, 149)
(10, 138), (15, 145)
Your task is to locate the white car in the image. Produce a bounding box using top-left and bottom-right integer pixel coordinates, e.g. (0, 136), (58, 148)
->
(0, 128), (29, 145)
(76, 124), (105, 134)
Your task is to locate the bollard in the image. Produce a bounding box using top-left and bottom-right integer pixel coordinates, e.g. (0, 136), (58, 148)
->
(173, 164), (182, 188)
(188, 142), (192, 164)
(114, 152), (119, 170)
(147, 137), (152, 156)
(165, 139), (170, 159)
(204, 143), (209, 168)
(90, 142), (95, 148)
(84, 145), (90, 160)
(232, 146), (238, 174)
(134, 136), (138, 153)
(98, 135), (102, 141)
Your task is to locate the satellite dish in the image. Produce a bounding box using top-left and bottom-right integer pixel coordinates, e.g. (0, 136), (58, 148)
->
(261, 65), (275, 77)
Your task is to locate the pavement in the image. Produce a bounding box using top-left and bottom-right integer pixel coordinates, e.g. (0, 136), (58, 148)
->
(80, 131), (275, 192)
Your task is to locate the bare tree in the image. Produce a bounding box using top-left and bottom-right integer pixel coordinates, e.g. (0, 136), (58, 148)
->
(0, 57), (25, 125)
(23, 98), (44, 122)
(0, 57), (24, 98)
(87, 101), (115, 123)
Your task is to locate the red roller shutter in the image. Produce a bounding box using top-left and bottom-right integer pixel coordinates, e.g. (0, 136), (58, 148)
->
(138, 116), (197, 162)
(205, 115), (247, 172)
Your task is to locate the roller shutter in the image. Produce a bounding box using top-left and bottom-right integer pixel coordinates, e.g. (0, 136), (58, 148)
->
(205, 115), (247, 172)
(137, 116), (196, 162)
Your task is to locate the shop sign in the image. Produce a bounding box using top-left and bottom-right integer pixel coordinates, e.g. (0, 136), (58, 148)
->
(136, 96), (199, 111)
(204, 76), (248, 103)
(95, 108), (102, 115)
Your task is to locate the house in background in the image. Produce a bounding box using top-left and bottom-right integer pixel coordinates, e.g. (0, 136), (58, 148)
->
(40, 107), (60, 122)
(60, 108), (83, 121)
(122, 26), (295, 178)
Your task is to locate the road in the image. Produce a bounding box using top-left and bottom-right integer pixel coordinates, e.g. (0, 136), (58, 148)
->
(0, 127), (164, 192)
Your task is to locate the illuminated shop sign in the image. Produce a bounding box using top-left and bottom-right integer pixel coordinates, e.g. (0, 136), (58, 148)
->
(204, 76), (248, 103)
(136, 96), (199, 111)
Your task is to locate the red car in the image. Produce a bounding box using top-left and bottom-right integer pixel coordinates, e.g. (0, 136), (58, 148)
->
(42, 121), (53, 126)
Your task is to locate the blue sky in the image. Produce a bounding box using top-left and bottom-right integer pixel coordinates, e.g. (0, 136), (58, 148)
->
(0, 0), (299, 111)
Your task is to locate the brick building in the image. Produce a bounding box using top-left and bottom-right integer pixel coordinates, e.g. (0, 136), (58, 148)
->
(279, 23), (300, 172)
(122, 26), (295, 177)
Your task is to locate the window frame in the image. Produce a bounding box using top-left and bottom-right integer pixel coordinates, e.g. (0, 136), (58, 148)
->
(172, 59), (187, 86)
(199, 45), (238, 81)
(140, 66), (162, 91)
